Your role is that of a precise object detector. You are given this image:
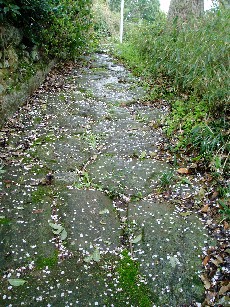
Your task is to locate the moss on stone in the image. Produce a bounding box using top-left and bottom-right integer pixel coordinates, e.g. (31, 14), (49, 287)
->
(35, 251), (59, 269)
(115, 250), (155, 306)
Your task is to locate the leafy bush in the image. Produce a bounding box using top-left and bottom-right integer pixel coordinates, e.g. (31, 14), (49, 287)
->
(108, 0), (160, 22)
(92, 0), (120, 40)
(41, 0), (92, 59)
(0, 0), (20, 21)
(0, 0), (52, 45)
(166, 99), (208, 139)
(0, 0), (93, 59)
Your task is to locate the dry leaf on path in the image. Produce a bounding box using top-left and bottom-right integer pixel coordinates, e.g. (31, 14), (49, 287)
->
(219, 282), (230, 295)
(210, 190), (219, 200)
(203, 255), (210, 266)
(200, 204), (209, 213)
(177, 168), (189, 174)
(200, 274), (211, 289)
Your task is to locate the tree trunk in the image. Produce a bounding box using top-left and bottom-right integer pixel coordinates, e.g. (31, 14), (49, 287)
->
(168, 0), (204, 21)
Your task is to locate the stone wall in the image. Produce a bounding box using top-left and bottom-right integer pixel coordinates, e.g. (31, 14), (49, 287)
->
(0, 24), (56, 127)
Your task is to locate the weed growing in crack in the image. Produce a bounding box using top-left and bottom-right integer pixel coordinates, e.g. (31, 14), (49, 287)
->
(74, 171), (103, 190)
(31, 133), (56, 147)
(159, 171), (175, 188)
(130, 191), (143, 202)
(106, 184), (126, 199)
(31, 186), (52, 204)
(82, 132), (105, 150)
(134, 112), (147, 123)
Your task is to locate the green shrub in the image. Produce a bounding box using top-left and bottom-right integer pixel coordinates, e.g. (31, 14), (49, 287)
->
(166, 99), (208, 138)
(0, 0), (93, 59)
(92, 0), (120, 40)
(41, 0), (93, 59)
(0, 0), (52, 45)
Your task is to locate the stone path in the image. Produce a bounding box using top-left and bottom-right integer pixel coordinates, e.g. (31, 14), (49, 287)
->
(0, 53), (215, 306)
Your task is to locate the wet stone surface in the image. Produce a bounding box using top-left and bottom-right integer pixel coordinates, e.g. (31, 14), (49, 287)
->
(0, 187), (55, 271)
(88, 155), (171, 196)
(58, 189), (120, 253)
(0, 53), (215, 306)
(129, 199), (211, 305)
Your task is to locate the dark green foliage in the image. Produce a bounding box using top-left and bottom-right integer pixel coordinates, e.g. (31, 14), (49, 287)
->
(0, 217), (11, 225)
(0, 0), (93, 59)
(0, 0), (52, 45)
(0, 0), (20, 21)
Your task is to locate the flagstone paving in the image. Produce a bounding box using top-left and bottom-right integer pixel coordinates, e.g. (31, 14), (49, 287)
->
(0, 53), (215, 306)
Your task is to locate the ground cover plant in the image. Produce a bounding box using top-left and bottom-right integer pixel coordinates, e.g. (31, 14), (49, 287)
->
(114, 5), (229, 179)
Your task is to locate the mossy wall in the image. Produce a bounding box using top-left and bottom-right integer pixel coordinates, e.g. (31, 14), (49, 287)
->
(0, 24), (56, 127)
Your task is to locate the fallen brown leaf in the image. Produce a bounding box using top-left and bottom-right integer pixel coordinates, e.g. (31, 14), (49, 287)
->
(205, 291), (217, 305)
(210, 190), (219, 200)
(210, 255), (224, 266)
(200, 204), (209, 213)
(200, 274), (211, 289)
(203, 255), (210, 266)
(177, 168), (189, 174)
(219, 282), (230, 295)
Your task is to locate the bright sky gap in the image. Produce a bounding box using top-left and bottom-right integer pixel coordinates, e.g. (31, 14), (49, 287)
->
(160, 0), (214, 13)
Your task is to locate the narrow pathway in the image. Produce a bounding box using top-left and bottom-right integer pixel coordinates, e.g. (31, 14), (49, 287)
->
(0, 53), (214, 306)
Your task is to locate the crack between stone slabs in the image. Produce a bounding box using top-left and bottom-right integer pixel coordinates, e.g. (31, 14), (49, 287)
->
(49, 198), (73, 262)
(112, 194), (145, 258)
